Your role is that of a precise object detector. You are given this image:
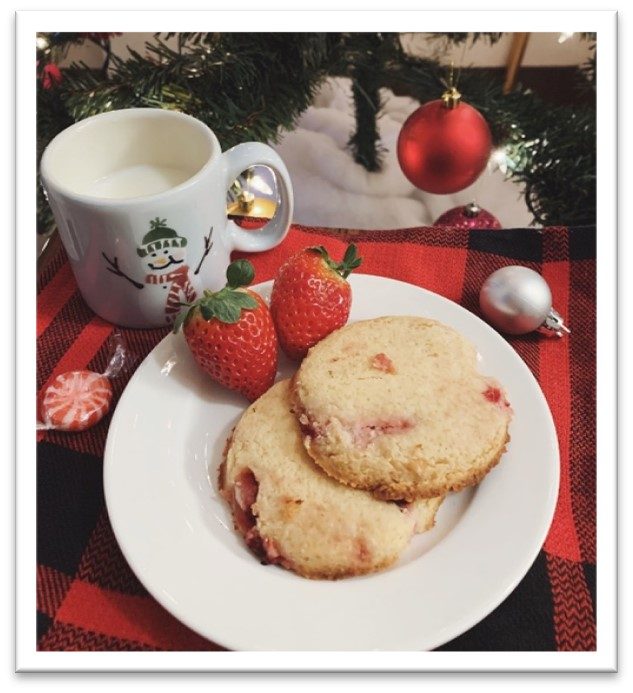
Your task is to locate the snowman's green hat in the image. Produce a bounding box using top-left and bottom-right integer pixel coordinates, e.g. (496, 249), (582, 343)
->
(137, 218), (187, 258)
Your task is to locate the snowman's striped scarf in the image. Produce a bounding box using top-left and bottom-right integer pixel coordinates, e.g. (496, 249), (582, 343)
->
(145, 265), (197, 323)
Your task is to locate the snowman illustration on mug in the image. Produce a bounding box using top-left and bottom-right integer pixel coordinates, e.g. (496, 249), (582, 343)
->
(102, 217), (213, 325)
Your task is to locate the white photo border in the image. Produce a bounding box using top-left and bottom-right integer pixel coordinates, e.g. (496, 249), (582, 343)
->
(16, 9), (617, 673)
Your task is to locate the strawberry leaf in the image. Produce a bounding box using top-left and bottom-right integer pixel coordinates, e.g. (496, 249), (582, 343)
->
(200, 303), (215, 321)
(343, 244), (358, 266)
(172, 306), (191, 334)
(339, 243), (362, 278)
(212, 300), (241, 323)
(193, 287), (259, 325)
(231, 291), (259, 309)
(185, 263), (260, 326)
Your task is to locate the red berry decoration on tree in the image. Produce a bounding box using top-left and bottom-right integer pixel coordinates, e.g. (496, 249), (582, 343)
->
(397, 85), (492, 195)
(41, 63), (62, 90)
(434, 202), (502, 230)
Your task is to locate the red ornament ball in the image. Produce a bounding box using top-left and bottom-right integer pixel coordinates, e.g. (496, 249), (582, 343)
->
(434, 202), (502, 230)
(397, 99), (492, 194)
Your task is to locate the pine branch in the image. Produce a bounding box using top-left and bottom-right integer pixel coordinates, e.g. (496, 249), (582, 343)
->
(35, 31), (596, 230)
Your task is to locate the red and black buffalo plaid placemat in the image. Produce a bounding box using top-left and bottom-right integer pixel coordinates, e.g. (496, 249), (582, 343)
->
(36, 222), (596, 651)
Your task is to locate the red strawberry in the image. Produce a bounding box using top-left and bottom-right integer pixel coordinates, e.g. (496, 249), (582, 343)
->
(270, 244), (362, 360)
(173, 260), (278, 401)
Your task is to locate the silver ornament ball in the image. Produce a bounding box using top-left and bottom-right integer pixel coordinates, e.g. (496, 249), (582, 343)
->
(479, 266), (569, 336)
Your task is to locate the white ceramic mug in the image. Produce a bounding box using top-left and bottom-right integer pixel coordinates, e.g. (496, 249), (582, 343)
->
(40, 108), (293, 328)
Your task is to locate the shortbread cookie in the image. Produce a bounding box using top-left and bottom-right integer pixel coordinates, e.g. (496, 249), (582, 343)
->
(410, 495), (444, 533)
(293, 316), (512, 501)
(220, 379), (443, 580)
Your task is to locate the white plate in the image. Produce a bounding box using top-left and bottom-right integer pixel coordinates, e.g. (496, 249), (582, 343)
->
(104, 274), (559, 651)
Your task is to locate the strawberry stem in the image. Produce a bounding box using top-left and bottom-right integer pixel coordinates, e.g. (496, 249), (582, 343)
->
(313, 244), (362, 279)
(226, 259), (255, 289)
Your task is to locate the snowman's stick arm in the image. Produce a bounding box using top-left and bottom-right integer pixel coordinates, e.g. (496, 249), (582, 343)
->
(102, 253), (144, 290)
(194, 227), (214, 276)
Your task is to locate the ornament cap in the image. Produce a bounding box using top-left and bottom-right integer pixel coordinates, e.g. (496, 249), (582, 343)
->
(441, 86), (462, 109)
(542, 308), (571, 337)
(463, 202), (481, 218)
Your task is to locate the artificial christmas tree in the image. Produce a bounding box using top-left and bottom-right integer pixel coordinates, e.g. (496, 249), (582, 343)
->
(36, 32), (596, 235)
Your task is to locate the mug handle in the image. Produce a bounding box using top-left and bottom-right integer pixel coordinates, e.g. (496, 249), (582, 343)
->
(222, 142), (294, 252)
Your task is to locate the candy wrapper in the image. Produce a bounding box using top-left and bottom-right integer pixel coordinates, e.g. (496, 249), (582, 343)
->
(37, 331), (129, 432)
